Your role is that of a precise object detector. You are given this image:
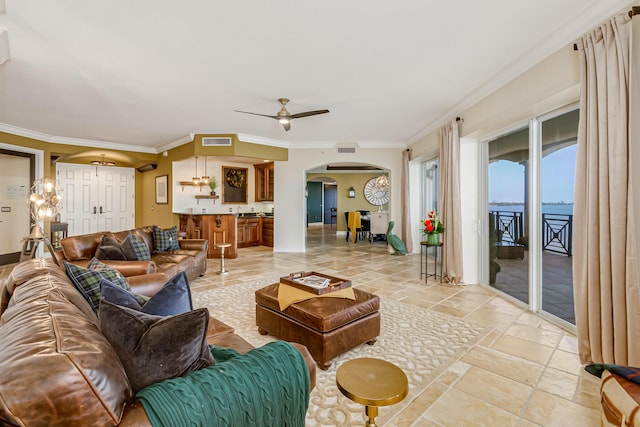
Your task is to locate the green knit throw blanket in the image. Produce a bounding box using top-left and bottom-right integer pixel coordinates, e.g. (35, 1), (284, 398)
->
(137, 341), (310, 427)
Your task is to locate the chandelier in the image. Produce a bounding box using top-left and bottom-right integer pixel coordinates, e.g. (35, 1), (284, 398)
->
(90, 154), (116, 166)
(374, 175), (389, 191)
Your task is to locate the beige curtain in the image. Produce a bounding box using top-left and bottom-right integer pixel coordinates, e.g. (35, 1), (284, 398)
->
(438, 119), (463, 284)
(401, 149), (413, 254)
(574, 10), (640, 365)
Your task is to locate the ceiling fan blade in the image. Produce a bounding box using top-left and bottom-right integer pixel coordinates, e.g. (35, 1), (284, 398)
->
(282, 121), (291, 131)
(233, 110), (278, 119)
(290, 109), (330, 119)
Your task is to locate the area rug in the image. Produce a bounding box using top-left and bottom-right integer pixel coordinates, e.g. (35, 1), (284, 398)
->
(192, 281), (489, 426)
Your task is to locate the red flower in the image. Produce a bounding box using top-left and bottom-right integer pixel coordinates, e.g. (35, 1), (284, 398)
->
(425, 220), (434, 232)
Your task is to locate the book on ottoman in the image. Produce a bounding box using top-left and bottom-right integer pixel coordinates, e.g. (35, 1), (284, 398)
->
(280, 271), (351, 295)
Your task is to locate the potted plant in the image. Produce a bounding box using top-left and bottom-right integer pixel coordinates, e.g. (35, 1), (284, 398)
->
(208, 177), (218, 196)
(421, 210), (445, 245)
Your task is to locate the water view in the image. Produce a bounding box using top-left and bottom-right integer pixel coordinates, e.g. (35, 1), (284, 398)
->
(489, 203), (573, 215)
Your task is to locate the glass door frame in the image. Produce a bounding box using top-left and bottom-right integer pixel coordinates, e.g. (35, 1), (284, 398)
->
(480, 102), (579, 331)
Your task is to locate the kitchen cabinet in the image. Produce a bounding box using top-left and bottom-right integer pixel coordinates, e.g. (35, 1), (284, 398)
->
(261, 217), (273, 247)
(254, 162), (274, 202)
(179, 214), (237, 258)
(237, 217), (261, 248)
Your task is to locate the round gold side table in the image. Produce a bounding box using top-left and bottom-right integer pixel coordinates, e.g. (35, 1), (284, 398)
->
(336, 357), (409, 427)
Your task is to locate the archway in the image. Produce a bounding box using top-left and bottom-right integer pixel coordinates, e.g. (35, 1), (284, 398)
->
(304, 162), (390, 244)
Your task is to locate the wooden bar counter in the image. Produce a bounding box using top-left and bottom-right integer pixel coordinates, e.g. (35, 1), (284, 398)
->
(179, 214), (238, 259)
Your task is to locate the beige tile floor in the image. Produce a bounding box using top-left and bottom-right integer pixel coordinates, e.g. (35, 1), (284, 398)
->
(194, 224), (601, 427)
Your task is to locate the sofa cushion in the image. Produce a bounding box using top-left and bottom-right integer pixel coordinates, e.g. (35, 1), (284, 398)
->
(98, 300), (214, 393)
(152, 225), (180, 252)
(121, 232), (152, 261)
(101, 271), (192, 316)
(0, 262), (133, 426)
(61, 232), (104, 261)
(65, 258), (130, 312)
(95, 234), (128, 260)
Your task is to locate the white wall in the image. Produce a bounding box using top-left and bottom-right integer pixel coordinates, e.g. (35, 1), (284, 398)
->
(409, 160), (424, 254)
(275, 146), (404, 252)
(460, 137), (480, 284)
(172, 157), (274, 215)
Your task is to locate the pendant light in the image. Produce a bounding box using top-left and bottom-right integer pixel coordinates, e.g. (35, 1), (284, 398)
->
(192, 157), (200, 185)
(200, 156), (210, 184)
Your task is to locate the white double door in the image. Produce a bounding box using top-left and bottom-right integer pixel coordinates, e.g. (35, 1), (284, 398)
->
(57, 163), (134, 236)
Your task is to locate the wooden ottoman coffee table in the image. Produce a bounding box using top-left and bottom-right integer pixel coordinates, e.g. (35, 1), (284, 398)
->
(255, 283), (380, 369)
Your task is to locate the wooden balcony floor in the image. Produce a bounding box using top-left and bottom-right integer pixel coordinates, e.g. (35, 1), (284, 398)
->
(492, 250), (574, 324)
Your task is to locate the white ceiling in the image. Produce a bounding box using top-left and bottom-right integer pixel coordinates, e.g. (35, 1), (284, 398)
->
(0, 1), (634, 153)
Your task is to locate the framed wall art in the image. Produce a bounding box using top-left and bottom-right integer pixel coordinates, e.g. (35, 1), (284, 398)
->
(156, 175), (169, 205)
(222, 166), (248, 204)
(155, 175), (168, 204)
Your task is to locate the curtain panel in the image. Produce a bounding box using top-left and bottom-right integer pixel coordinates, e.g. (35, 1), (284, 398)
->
(573, 11), (640, 365)
(401, 149), (413, 254)
(438, 120), (463, 284)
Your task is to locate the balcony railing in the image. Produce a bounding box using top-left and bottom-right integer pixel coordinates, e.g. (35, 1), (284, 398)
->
(489, 210), (573, 257)
(542, 213), (573, 256)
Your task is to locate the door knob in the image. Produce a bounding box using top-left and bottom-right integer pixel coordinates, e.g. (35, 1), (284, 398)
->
(93, 206), (97, 214)
(99, 206), (103, 214)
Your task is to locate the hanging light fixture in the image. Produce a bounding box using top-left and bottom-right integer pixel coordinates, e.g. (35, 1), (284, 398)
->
(200, 156), (210, 184)
(192, 156), (200, 185)
(374, 175), (389, 191)
(90, 154), (116, 166)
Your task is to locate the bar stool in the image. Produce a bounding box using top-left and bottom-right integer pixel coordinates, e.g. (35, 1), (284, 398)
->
(214, 243), (231, 275)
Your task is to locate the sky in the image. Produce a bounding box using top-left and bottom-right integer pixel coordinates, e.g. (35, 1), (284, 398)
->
(489, 144), (576, 204)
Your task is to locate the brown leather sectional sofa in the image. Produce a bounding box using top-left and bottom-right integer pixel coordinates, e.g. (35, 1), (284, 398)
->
(54, 225), (208, 286)
(0, 259), (316, 426)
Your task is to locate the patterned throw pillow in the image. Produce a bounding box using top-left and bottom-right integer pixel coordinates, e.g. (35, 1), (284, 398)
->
(121, 233), (151, 261)
(100, 271), (192, 316)
(65, 258), (131, 312)
(152, 225), (180, 252)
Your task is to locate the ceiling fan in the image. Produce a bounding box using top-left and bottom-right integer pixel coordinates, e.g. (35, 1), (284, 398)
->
(234, 98), (329, 131)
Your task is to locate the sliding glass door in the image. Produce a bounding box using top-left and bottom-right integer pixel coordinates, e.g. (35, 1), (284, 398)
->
(540, 109), (578, 324)
(485, 107), (578, 326)
(488, 126), (530, 304)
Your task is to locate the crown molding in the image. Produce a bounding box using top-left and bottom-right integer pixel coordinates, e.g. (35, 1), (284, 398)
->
(288, 140), (406, 149)
(0, 122), (158, 153)
(156, 133), (194, 153)
(406, 0), (636, 145)
(236, 133), (289, 148)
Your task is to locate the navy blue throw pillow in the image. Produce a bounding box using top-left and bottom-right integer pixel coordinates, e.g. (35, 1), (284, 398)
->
(100, 271), (193, 316)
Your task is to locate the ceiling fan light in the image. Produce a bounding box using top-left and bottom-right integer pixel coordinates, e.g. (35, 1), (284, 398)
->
(278, 117), (290, 125)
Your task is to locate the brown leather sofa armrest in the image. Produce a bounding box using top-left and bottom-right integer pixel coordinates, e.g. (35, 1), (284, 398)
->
(52, 250), (66, 265)
(100, 260), (157, 277)
(119, 401), (152, 427)
(128, 273), (168, 297)
(179, 239), (209, 251)
(289, 342), (316, 391)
